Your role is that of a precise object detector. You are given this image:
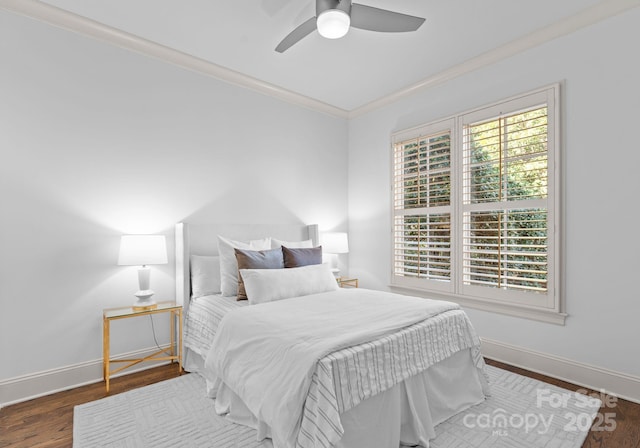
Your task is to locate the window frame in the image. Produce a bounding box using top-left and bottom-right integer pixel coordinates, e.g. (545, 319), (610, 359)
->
(390, 84), (565, 324)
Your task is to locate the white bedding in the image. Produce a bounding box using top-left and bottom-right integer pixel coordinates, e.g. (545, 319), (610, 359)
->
(183, 294), (247, 359)
(203, 288), (487, 448)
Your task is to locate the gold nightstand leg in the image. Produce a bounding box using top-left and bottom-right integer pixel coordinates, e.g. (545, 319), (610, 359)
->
(170, 310), (175, 363)
(103, 317), (110, 393)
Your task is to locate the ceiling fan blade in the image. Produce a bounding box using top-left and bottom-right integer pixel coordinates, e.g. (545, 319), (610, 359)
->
(350, 4), (425, 32)
(275, 17), (317, 53)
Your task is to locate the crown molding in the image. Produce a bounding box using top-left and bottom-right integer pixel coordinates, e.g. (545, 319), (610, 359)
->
(0, 0), (350, 119)
(1, 0), (637, 120)
(349, 0), (640, 118)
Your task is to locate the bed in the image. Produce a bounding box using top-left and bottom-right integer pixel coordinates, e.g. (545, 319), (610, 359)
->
(175, 222), (489, 448)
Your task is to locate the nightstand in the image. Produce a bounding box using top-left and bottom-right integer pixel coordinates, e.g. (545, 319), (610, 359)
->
(337, 277), (359, 288)
(103, 301), (182, 393)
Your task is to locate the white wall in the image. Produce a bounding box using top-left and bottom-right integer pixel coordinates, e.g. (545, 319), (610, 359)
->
(0, 9), (348, 392)
(348, 8), (640, 378)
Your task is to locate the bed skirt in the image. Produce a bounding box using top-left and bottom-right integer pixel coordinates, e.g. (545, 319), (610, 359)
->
(207, 347), (486, 448)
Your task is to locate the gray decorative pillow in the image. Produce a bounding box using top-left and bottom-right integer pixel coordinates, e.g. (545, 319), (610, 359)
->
(235, 247), (284, 300)
(282, 246), (323, 268)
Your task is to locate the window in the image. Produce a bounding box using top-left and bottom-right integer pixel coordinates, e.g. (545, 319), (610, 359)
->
(392, 85), (563, 323)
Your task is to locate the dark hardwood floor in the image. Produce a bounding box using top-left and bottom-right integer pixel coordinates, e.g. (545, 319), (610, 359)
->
(1, 361), (638, 448)
(0, 364), (182, 448)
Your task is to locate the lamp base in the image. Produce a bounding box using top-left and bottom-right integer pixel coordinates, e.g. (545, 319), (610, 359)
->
(133, 291), (157, 311)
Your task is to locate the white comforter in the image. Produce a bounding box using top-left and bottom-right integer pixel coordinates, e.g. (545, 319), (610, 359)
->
(204, 289), (461, 448)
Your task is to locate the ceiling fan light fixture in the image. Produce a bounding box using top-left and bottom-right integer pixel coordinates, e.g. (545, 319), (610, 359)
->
(317, 9), (350, 39)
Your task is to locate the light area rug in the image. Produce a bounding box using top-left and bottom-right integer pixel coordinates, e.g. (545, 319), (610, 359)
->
(73, 365), (601, 448)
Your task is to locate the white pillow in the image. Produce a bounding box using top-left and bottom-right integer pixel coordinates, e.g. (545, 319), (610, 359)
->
(190, 255), (221, 298)
(270, 238), (314, 249)
(218, 235), (271, 297)
(240, 263), (339, 305)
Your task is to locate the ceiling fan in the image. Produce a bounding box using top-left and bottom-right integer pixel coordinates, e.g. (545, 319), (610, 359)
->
(275, 0), (425, 53)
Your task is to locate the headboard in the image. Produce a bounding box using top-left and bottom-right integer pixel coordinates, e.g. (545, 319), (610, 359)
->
(175, 222), (319, 313)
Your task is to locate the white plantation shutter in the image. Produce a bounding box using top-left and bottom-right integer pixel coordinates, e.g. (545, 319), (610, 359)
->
(391, 86), (561, 317)
(392, 120), (454, 293)
(393, 214), (451, 281)
(461, 104), (551, 304)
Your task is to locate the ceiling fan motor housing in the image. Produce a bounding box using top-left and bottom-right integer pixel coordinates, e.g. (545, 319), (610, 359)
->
(316, 0), (352, 16)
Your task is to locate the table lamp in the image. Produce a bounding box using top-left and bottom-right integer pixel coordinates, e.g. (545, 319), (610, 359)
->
(320, 232), (349, 277)
(117, 235), (168, 310)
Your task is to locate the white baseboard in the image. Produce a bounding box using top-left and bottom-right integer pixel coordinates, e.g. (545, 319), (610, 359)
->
(0, 346), (174, 408)
(481, 337), (640, 404)
(4, 339), (638, 408)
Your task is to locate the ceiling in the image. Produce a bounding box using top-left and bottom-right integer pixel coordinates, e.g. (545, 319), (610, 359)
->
(31, 0), (609, 111)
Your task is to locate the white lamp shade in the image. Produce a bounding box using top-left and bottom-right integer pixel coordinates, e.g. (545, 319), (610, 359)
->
(117, 235), (168, 266)
(321, 232), (349, 254)
(317, 9), (350, 39)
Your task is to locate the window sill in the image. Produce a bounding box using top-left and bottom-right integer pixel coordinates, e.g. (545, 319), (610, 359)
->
(388, 284), (567, 325)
